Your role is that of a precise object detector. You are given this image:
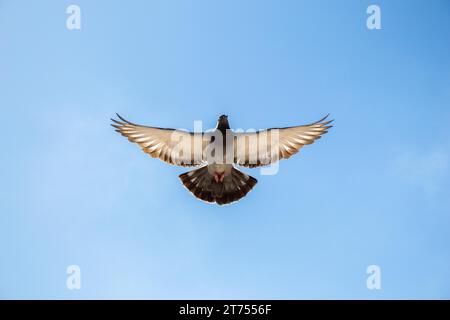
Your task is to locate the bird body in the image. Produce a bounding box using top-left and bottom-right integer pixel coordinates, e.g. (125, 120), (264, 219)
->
(112, 114), (332, 205)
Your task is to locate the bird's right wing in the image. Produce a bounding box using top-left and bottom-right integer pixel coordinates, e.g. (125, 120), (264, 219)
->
(111, 114), (210, 167)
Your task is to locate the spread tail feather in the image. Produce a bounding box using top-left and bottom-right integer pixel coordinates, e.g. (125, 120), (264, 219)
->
(179, 166), (257, 205)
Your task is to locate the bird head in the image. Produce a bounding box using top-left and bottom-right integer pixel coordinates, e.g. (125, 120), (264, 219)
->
(217, 114), (230, 129)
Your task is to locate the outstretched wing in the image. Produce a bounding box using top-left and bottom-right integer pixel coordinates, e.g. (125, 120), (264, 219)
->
(233, 115), (333, 168)
(111, 114), (209, 167)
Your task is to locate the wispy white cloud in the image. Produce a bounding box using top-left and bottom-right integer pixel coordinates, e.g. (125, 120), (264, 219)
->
(393, 148), (449, 195)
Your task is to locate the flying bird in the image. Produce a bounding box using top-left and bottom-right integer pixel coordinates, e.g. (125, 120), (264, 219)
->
(111, 114), (333, 205)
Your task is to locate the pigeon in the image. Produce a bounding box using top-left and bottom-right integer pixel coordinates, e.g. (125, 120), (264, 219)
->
(111, 114), (333, 205)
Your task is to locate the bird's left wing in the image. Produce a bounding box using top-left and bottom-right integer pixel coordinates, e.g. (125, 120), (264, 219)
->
(112, 114), (209, 167)
(233, 115), (333, 168)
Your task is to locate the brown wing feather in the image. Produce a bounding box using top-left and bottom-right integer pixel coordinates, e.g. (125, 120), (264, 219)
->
(233, 114), (333, 168)
(111, 114), (209, 167)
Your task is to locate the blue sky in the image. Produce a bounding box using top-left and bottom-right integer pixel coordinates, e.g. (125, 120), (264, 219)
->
(0, 0), (449, 299)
